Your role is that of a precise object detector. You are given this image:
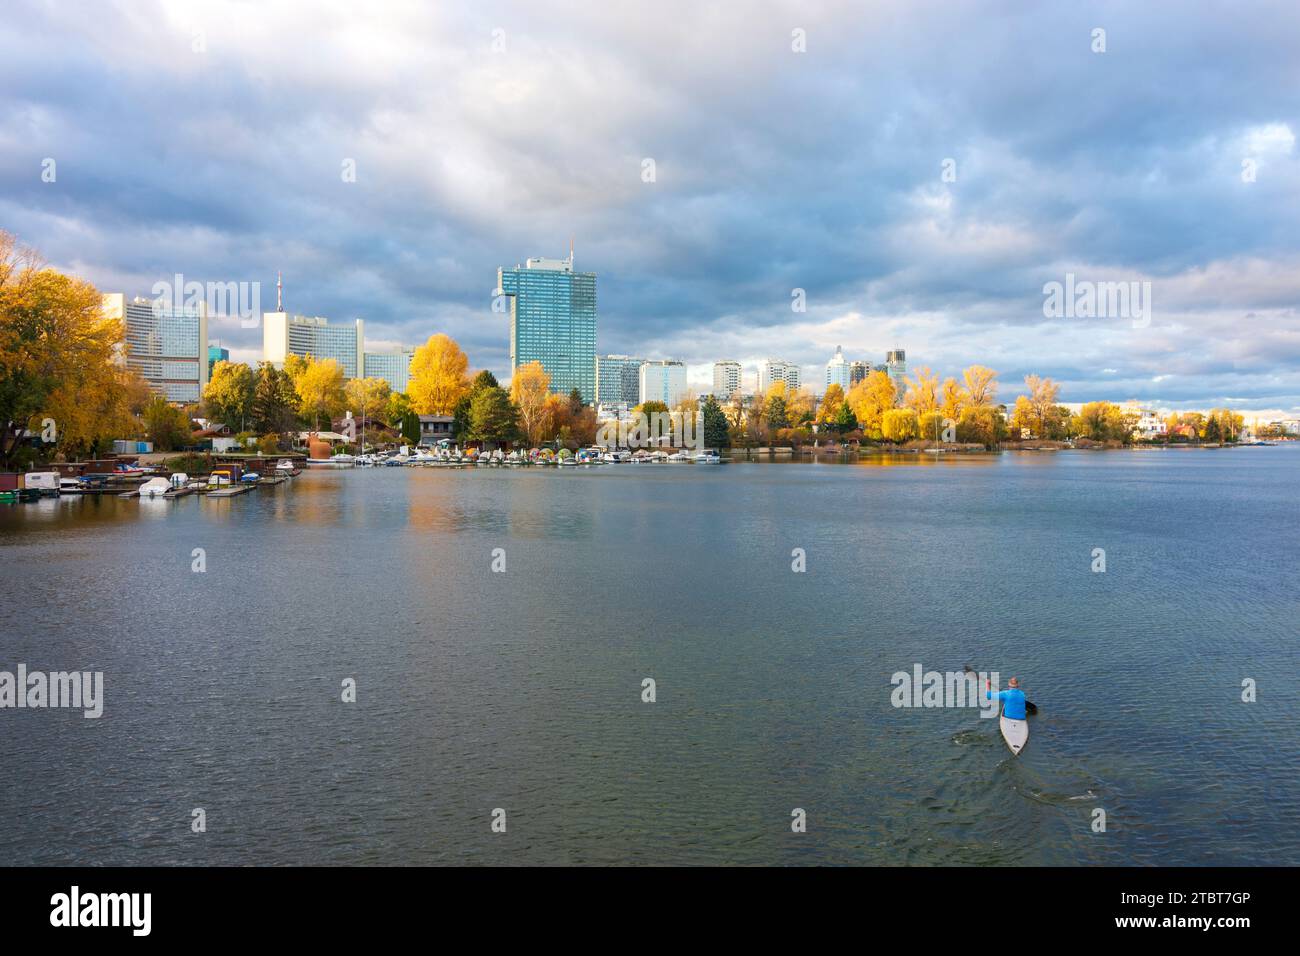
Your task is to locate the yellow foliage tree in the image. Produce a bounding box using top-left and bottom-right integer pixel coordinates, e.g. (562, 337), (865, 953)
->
(962, 365), (998, 407)
(511, 360), (552, 446)
(408, 333), (470, 415)
(1, 233), (132, 463)
(846, 369), (897, 437)
(295, 357), (346, 429)
(903, 366), (940, 416)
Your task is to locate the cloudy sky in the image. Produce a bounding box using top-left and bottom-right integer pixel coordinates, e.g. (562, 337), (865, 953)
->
(3, 0), (1298, 414)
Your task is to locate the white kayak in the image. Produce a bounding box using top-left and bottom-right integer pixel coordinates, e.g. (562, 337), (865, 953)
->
(999, 709), (1028, 755)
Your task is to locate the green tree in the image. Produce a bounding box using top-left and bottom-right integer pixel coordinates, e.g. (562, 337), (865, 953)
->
(251, 362), (299, 435)
(142, 396), (192, 451)
(467, 386), (519, 446)
(833, 401), (858, 435)
(400, 409), (422, 445)
(203, 360), (255, 430)
(701, 394), (730, 448)
(766, 395), (789, 430)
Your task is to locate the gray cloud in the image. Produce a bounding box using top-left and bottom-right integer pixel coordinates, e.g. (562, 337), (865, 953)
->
(1, 0), (1298, 413)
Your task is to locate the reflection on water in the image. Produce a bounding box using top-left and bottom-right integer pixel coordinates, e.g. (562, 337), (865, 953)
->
(0, 447), (1298, 865)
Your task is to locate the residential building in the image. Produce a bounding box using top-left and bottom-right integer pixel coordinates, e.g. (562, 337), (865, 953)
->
(639, 360), (688, 407)
(498, 252), (597, 403)
(104, 293), (208, 403)
(713, 360), (743, 398)
(849, 360), (870, 387)
(825, 346), (851, 392)
(418, 415), (455, 445)
(363, 348), (416, 393)
(263, 312), (364, 379)
(596, 354), (646, 406)
(759, 359), (801, 393)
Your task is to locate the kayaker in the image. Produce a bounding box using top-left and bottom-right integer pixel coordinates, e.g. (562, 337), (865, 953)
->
(985, 676), (1027, 720)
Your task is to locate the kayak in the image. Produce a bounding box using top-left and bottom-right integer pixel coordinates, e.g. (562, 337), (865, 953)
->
(999, 708), (1028, 755)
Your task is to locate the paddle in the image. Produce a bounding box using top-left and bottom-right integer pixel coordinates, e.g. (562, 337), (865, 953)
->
(964, 665), (1038, 715)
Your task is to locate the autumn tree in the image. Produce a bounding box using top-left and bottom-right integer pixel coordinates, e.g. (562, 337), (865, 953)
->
(962, 365), (998, 407)
(1021, 374), (1061, 439)
(939, 377), (966, 423)
(345, 376), (391, 421)
(903, 366), (940, 417)
(882, 407), (919, 443)
(511, 360), (551, 446)
(817, 383), (845, 424)
(846, 369), (897, 440)
(0, 234), (132, 464)
(294, 356), (346, 429)
(408, 333), (470, 415)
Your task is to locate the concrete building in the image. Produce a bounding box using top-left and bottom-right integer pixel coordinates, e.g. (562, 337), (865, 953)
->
(639, 360), (688, 408)
(849, 360), (870, 387)
(759, 359), (801, 394)
(264, 312), (364, 379)
(596, 354), (646, 406)
(498, 252), (597, 403)
(713, 361), (743, 398)
(363, 348), (416, 393)
(104, 293), (208, 403)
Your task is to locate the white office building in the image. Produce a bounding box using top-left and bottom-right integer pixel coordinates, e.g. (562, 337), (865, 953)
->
(713, 361), (743, 398)
(104, 293), (208, 403)
(825, 346), (851, 392)
(264, 312), (364, 379)
(759, 359), (801, 394)
(639, 360), (689, 407)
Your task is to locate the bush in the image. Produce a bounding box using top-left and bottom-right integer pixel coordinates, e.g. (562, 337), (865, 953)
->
(257, 433), (280, 455)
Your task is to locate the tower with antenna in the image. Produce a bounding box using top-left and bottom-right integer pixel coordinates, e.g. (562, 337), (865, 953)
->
(276, 271), (283, 312)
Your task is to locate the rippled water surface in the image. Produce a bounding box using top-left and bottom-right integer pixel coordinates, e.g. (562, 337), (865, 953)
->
(2, 446), (1297, 865)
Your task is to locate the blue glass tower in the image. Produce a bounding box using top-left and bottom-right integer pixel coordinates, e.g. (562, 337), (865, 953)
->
(498, 254), (596, 403)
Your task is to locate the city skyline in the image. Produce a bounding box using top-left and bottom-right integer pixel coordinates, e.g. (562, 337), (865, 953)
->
(3, 2), (1298, 416)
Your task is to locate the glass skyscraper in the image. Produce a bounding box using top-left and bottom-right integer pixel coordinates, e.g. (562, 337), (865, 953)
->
(498, 254), (596, 403)
(596, 354), (646, 405)
(104, 293), (208, 403)
(363, 349), (415, 393)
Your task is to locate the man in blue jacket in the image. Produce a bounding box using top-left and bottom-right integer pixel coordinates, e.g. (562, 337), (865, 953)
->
(985, 676), (1026, 720)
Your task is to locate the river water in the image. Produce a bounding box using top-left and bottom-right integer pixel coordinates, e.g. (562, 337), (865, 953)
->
(2, 446), (1297, 865)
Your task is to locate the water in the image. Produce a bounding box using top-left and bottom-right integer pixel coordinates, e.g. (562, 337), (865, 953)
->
(2, 447), (1298, 865)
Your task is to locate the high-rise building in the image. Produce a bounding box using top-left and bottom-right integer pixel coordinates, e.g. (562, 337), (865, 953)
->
(498, 252), (597, 403)
(713, 361), (743, 398)
(885, 349), (907, 397)
(208, 344), (230, 377)
(759, 359), (801, 394)
(825, 346), (851, 392)
(596, 354), (646, 406)
(639, 360), (688, 407)
(849, 360), (870, 387)
(363, 348), (416, 393)
(104, 293), (208, 403)
(263, 312), (364, 378)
